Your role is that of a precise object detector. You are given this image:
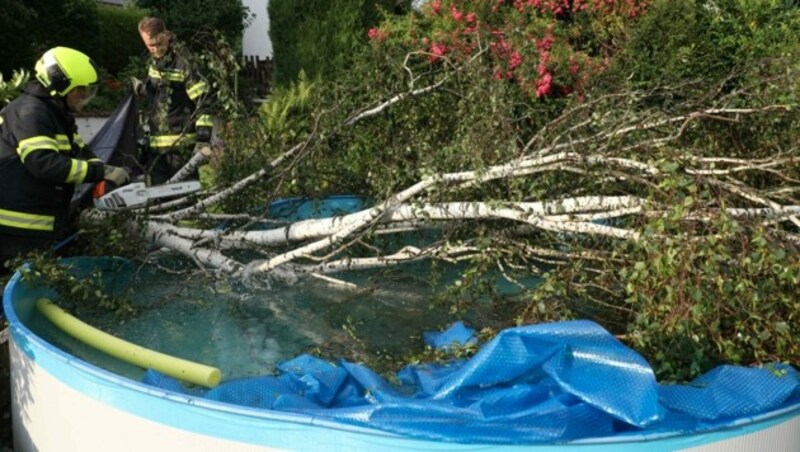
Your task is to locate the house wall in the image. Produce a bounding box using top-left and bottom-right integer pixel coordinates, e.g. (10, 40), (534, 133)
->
(242, 0), (272, 58)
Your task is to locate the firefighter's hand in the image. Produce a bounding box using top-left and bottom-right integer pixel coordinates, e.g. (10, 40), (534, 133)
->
(104, 165), (131, 186)
(130, 77), (145, 96)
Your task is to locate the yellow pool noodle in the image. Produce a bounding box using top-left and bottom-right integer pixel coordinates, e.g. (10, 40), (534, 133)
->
(36, 298), (221, 388)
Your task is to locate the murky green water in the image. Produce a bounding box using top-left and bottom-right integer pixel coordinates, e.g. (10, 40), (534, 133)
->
(27, 257), (532, 385)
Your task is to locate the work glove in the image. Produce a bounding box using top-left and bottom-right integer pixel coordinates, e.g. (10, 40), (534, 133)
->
(104, 165), (131, 187)
(196, 126), (212, 143)
(130, 77), (145, 96)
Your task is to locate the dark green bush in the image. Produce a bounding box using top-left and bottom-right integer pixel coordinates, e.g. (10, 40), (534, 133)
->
(0, 0), (35, 77)
(607, 0), (800, 93)
(0, 0), (100, 77)
(134, 0), (250, 53)
(0, 1), (142, 79)
(621, 217), (799, 381)
(96, 4), (146, 76)
(268, 0), (410, 88)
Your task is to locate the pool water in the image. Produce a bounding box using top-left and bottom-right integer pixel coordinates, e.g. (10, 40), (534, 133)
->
(26, 257), (525, 386)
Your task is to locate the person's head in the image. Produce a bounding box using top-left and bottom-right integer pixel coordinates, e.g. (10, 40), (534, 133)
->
(34, 47), (100, 112)
(138, 17), (172, 59)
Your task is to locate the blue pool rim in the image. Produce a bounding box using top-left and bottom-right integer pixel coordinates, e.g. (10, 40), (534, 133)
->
(4, 264), (799, 451)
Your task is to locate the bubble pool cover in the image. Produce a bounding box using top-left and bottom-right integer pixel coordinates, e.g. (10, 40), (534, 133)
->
(142, 320), (800, 445)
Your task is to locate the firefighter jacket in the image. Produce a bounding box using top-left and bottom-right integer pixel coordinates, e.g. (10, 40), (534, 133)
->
(0, 81), (105, 240)
(143, 42), (213, 152)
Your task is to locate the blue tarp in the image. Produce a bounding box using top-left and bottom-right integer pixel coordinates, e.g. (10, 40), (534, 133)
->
(142, 319), (800, 444)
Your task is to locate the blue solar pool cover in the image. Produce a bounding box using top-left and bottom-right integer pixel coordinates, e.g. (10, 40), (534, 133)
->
(142, 320), (800, 444)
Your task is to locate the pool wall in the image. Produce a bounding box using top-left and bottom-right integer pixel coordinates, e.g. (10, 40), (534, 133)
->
(5, 266), (800, 451)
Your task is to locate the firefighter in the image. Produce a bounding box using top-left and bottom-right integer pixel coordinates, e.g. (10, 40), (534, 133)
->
(0, 47), (131, 272)
(132, 16), (213, 185)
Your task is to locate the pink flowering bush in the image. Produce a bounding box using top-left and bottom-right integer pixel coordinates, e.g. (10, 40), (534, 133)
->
(368, 0), (648, 99)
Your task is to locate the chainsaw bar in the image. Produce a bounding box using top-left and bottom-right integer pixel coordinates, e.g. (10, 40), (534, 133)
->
(94, 181), (201, 211)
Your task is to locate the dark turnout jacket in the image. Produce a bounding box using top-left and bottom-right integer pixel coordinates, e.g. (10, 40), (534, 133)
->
(143, 42), (212, 150)
(0, 81), (105, 241)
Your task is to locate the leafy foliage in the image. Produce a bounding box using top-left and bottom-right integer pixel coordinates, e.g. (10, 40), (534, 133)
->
(0, 70), (29, 106)
(194, 29), (245, 118)
(70, 211), (148, 260)
(0, 0), (100, 77)
(214, 70), (318, 206)
(258, 71), (316, 137)
(134, 0), (252, 53)
(370, 0), (648, 99)
(12, 252), (133, 317)
(0, 0), (35, 78)
(609, 0), (800, 93)
(622, 219), (799, 381)
(96, 3), (148, 76)
(268, 0), (411, 88)
(211, 0), (800, 380)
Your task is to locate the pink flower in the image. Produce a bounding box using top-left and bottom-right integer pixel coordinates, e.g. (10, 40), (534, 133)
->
(451, 6), (463, 21)
(429, 42), (448, 62)
(466, 12), (477, 23)
(536, 73), (553, 97)
(431, 0), (442, 15)
(537, 61), (549, 76)
(368, 28), (387, 41)
(535, 36), (554, 52)
(509, 51), (522, 70)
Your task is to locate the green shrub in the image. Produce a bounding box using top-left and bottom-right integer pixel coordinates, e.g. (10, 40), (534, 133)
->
(0, 70), (29, 106)
(621, 217), (800, 382)
(0, 0), (35, 77)
(608, 0), (800, 93)
(257, 71), (315, 137)
(134, 0), (251, 53)
(96, 4), (147, 76)
(268, 0), (409, 87)
(0, 0), (100, 77)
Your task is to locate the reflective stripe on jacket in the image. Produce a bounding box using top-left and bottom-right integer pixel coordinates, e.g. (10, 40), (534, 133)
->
(143, 43), (212, 149)
(0, 81), (104, 239)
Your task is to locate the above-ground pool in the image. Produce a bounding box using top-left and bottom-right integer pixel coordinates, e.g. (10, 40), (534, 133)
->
(5, 258), (799, 451)
(5, 198), (800, 451)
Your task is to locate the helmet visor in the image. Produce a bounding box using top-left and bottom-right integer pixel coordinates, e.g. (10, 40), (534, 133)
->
(73, 84), (99, 111)
(84, 84), (98, 100)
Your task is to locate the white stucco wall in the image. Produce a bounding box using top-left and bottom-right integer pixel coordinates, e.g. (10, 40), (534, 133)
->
(76, 117), (107, 143)
(243, 0), (272, 58)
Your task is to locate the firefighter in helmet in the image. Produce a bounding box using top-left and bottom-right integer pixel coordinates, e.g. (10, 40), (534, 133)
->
(133, 17), (213, 185)
(0, 47), (131, 272)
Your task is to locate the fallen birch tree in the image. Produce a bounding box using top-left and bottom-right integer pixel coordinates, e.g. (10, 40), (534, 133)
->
(129, 99), (798, 285)
(72, 0), (800, 381)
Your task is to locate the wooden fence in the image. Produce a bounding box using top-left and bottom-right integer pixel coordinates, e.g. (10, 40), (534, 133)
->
(241, 55), (273, 98)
